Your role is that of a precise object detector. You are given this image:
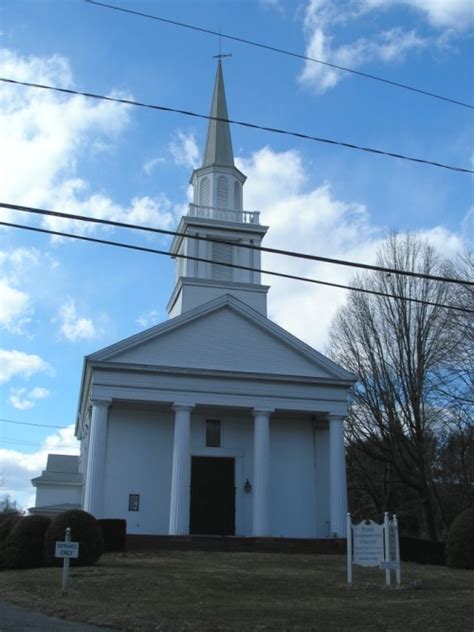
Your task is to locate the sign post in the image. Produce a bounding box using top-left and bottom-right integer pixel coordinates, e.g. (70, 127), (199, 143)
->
(54, 527), (79, 596)
(383, 512), (391, 586)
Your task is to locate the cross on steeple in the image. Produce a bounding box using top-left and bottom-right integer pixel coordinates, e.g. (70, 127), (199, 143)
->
(213, 28), (232, 61)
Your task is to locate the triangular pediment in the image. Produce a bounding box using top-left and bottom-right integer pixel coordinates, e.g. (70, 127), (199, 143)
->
(88, 295), (354, 382)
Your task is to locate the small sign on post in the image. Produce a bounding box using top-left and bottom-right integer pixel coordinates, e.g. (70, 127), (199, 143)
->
(55, 527), (79, 596)
(347, 512), (401, 587)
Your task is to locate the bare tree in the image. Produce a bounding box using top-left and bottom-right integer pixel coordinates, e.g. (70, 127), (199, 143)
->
(329, 234), (470, 540)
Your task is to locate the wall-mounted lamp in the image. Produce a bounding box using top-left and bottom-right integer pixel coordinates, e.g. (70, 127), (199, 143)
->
(244, 479), (252, 494)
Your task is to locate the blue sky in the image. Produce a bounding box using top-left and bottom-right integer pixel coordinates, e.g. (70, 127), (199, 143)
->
(0, 0), (472, 509)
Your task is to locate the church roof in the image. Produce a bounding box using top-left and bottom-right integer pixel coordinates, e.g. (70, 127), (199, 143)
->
(31, 454), (82, 486)
(86, 294), (356, 383)
(29, 502), (82, 515)
(202, 60), (234, 168)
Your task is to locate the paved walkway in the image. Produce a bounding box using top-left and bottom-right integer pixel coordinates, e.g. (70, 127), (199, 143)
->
(0, 601), (116, 632)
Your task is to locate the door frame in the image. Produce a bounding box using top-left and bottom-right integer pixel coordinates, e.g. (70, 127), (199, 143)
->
(190, 447), (244, 536)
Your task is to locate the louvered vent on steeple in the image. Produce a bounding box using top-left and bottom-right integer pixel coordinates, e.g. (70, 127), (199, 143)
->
(200, 177), (210, 205)
(217, 176), (229, 208)
(212, 241), (233, 281)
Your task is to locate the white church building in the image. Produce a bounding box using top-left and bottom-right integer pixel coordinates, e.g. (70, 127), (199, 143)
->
(36, 62), (356, 539)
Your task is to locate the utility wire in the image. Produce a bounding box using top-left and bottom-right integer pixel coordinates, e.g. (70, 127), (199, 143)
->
(0, 418), (69, 429)
(1, 219), (471, 314)
(0, 438), (77, 448)
(1, 77), (472, 175)
(85, 0), (473, 110)
(2, 202), (471, 287)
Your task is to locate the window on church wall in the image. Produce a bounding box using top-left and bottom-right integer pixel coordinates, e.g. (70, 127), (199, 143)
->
(129, 494), (140, 511)
(206, 419), (221, 447)
(200, 177), (210, 206)
(217, 175), (229, 209)
(211, 241), (233, 282)
(234, 181), (242, 210)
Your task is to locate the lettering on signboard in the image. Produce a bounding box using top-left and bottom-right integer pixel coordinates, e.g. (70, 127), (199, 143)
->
(55, 541), (80, 559)
(352, 520), (384, 567)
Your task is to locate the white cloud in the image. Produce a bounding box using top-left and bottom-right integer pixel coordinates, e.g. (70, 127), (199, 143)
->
(237, 147), (467, 350)
(0, 349), (52, 383)
(136, 309), (162, 328)
(0, 49), (131, 212)
(169, 130), (200, 169)
(259, 0), (285, 13)
(58, 298), (97, 342)
(237, 147), (382, 348)
(0, 247), (41, 334)
(298, 0), (469, 93)
(41, 180), (177, 238)
(0, 280), (31, 333)
(369, 0), (474, 30)
(9, 386), (50, 410)
(0, 50), (181, 242)
(143, 156), (166, 175)
(0, 424), (79, 511)
(300, 2), (427, 92)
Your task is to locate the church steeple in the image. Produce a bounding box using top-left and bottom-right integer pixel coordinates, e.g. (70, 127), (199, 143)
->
(167, 61), (269, 319)
(202, 60), (235, 168)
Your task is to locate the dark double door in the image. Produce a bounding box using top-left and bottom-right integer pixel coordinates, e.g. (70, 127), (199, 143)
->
(190, 456), (235, 535)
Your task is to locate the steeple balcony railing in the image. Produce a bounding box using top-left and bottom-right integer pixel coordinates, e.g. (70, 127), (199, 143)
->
(188, 203), (260, 225)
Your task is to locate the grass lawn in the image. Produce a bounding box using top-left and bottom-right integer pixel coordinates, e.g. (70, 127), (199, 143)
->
(0, 552), (473, 631)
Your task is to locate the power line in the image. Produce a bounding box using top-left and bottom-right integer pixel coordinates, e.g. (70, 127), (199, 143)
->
(84, 0), (473, 110)
(0, 418), (69, 429)
(2, 202), (471, 287)
(0, 438), (77, 448)
(2, 219), (471, 314)
(1, 77), (472, 175)
(0, 438), (48, 448)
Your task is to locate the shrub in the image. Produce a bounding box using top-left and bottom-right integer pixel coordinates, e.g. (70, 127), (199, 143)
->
(1, 515), (51, 569)
(45, 509), (104, 566)
(98, 519), (127, 552)
(445, 507), (474, 570)
(399, 537), (445, 566)
(0, 513), (22, 545)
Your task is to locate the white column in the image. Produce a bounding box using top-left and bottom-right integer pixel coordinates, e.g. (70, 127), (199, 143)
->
(83, 399), (111, 518)
(329, 415), (348, 537)
(252, 408), (273, 537)
(169, 404), (193, 535)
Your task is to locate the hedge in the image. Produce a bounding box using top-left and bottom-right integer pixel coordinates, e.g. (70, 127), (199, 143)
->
(98, 519), (127, 552)
(399, 536), (445, 566)
(446, 508), (474, 569)
(45, 509), (103, 566)
(1, 515), (51, 569)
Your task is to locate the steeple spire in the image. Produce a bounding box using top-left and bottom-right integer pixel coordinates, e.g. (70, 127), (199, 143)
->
(202, 60), (234, 168)
(167, 61), (269, 319)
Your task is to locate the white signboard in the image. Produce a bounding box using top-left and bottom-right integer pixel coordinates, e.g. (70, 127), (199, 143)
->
(55, 541), (79, 559)
(347, 513), (401, 586)
(352, 520), (384, 567)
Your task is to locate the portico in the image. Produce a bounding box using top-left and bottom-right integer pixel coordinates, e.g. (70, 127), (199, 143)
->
(82, 374), (350, 538)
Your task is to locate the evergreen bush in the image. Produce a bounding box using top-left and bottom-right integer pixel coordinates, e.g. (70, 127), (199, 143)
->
(1, 515), (51, 569)
(45, 509), (104, 566)
(0, 513), (22, 544)
(445, 507), (474, 570)
(399, 537), (445, 566)
(98, 519), (127, 552)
